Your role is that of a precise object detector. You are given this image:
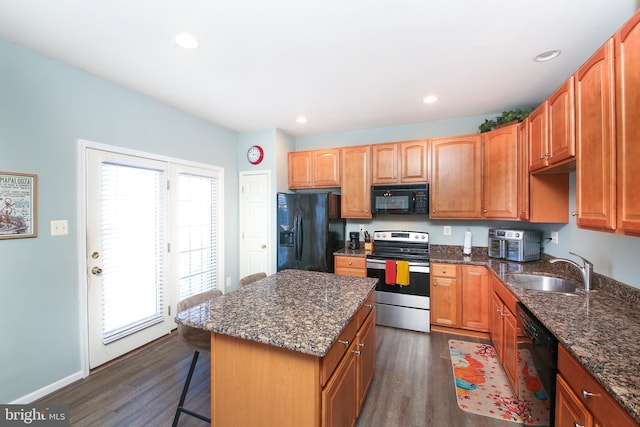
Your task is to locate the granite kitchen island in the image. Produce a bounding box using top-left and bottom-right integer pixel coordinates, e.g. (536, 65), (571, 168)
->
(175, 269), (378, 427)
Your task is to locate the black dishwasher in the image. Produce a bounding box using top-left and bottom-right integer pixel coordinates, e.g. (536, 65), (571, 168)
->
(516, 302), (558, 427)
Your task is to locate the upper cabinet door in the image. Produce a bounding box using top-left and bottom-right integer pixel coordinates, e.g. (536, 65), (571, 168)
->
(528, 102), (549, 172)
(482, 124), (518, 219)
(616, 11), (640, 235)
(371, 143), (398, 184)
(313, 149), (341, 187)
(575, 39), (616, 231)
(288, 151), (313, 188)
(400, 140), (429, 183)
(341, 145), (372, 218)
(547, 76), (576, 165)
(430, 134), (482, 219)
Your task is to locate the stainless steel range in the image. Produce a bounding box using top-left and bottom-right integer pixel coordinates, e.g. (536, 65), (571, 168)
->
(366, 230), (430, 332)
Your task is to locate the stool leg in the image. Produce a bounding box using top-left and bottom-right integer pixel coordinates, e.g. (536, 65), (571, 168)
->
(173, 351), (210, 426)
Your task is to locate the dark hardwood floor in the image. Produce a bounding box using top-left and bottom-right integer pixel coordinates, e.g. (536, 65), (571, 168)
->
(37, 327), (518, 426)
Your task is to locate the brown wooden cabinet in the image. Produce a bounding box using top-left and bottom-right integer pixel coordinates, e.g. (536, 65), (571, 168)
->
(482, 124), (518, 219)
(489, 274), (518, 394)
(334, 255), (367, 277)
(372, 140), (429, 184)
(615, 11), (640, 235)
(460, 265), (490, 331)
(575, 39), (617, 231)
(322, 339), (358, 427)
(528, 102), (548, 172)
(431, 263), (489, 332)
(430, 263), (458, 327)
(340, 145), (372, 218)
(518, 118), (570, 223)
(528, 77), (576, 173)
(556, 344), (639, 427)
(355, 308), (376, 415)
(548, 77), (576, 165)
(288, 149), (340, 189)
(430, 134), (482, 219)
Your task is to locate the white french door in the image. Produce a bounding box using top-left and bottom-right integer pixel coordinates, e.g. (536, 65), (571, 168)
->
(86, 149), (172, 368)
(84, 144), (224, 369)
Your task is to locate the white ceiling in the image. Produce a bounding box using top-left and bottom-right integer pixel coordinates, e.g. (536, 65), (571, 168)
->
(0, 1), (637, 137)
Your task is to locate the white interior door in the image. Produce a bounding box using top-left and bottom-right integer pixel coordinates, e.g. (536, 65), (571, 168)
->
(239, 171), (271, 278)
(86, 148), (172, 369)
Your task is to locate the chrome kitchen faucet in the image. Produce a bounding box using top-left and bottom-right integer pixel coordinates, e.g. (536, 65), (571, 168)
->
(549, 252), (594, 292)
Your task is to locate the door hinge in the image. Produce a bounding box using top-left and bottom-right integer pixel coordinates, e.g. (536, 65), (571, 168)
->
(167, 242), (171, 253)
(167, 179), (170, 190)
(168, 306), (171, 316)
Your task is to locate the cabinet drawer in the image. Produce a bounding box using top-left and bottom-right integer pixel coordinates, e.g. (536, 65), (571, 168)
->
(356, 290), (375, 329)
(335, 256), (366, 270)
(431, 262), (457, 278)
(558, 344), (638, 427)
(321, 317), (358, 387)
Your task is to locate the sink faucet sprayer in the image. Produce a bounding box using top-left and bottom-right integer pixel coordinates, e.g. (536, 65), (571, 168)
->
(549, 252), (594, 292)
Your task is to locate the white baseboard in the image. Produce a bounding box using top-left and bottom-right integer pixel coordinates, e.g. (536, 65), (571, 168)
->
(9, 371), (84, 404)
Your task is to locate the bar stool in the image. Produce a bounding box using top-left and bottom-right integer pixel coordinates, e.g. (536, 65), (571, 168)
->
(239, 272), (266, 287)
(172, 289), (222, 426)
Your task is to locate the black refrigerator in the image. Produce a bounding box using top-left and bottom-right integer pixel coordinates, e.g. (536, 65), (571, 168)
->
(277, 192), (345, 272)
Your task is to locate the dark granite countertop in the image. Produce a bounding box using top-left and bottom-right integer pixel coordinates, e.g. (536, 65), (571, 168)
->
(174, 269), (378, 358)
(433, 246), (640, 424)
(333, 247), (368, 257)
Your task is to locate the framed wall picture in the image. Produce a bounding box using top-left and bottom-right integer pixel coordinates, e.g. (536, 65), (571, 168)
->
(0, 172), (37, 239)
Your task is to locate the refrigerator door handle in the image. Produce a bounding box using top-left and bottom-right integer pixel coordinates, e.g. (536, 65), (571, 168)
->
(294, 214), (300, 261)
(298, 214), (304, 261)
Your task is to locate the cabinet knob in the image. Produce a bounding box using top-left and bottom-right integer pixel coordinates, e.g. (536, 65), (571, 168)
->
(573, 423), (585, 427)
(338, 339), (350, 347)
(483, 209), (488, 213)
(539, 155), (545, 159)
(348, 261), (352, 265)
(545, 153), (551, 158)
(520, 210), (526, 214)
(432, 209), (436, 213)
(433, 282), (438, 287)
(352, 350), (361, 355)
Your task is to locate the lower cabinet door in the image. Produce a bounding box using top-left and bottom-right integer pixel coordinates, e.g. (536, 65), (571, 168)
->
(322, 342), (358, 427)
(555, 375), (592, 427)
(356, 310), (376, 415)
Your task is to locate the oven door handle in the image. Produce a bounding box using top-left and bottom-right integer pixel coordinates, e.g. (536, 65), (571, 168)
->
(366, 258), (430, 274)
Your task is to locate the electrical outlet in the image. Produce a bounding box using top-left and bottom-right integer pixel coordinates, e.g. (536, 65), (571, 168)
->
(443, 226), (452, 236)
(50, 219), (69, 236)
(360, 224), (365, 233)
(551, 231), (559, 244)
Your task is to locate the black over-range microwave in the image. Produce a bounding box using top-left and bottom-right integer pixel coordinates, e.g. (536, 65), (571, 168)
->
(371, 183), (429, 214)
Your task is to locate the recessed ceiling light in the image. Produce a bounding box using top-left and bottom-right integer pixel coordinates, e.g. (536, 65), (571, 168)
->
(423, 95), (438, 104)
(175, 33), (200, 50)
(296, 116), (308, 124)
(534, 50), (561, 62)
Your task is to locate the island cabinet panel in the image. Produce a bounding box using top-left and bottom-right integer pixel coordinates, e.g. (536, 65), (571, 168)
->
(575, 38), (616, 231)
(430, 134), (482, 219)
(211, 333), (321, 427)
(320, 318), (358, 387)
(355, 310), (376, 415)
(616, 11), (640, 235)
(322, 340), (358, 427)
(557, 344), (639, 427)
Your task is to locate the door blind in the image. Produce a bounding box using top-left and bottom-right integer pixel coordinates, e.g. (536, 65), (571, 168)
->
(100, 162), (166, 344)
(177, 172), (218, 301)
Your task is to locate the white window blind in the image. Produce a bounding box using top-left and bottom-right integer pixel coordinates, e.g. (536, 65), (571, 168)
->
(178, 172), (218, 301)
(101, 162), (166, 344)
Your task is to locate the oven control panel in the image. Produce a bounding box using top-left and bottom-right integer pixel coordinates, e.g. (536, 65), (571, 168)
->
(373, 230), (429, 242)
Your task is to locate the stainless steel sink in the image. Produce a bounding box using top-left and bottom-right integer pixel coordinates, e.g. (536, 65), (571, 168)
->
(505, 273), (579, 295)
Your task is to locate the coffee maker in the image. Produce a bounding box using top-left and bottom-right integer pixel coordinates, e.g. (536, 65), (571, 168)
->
(348, 231), (360, 250)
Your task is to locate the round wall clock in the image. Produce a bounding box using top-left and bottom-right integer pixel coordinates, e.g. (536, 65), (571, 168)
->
(247, 145), (264, 165)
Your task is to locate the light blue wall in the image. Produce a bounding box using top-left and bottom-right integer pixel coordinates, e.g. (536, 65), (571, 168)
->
(0, 40), (239, 403)
(296, 122), (640, 290)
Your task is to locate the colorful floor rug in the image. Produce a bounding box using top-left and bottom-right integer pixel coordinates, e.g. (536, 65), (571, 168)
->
(448, 339), (550, 425)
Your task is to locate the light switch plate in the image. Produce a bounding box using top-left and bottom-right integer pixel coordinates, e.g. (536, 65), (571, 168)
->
(50, 219), (69, 236)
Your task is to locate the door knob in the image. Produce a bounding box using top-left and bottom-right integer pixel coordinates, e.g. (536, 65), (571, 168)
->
(91, 251), (100, 259)
(261, 244), (267, 249)
(91, 266), (103, 275)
